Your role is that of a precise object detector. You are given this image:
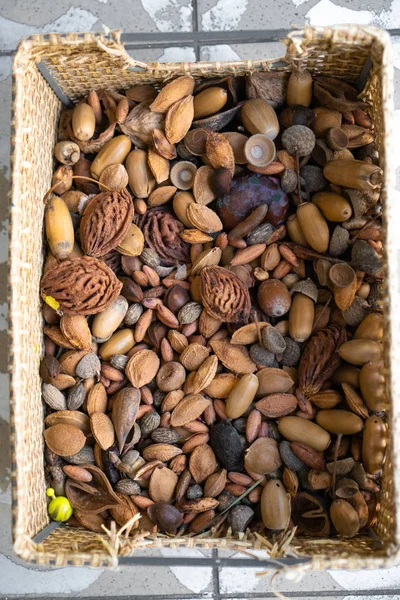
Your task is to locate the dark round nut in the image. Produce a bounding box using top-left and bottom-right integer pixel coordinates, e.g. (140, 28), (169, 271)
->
(250, 343), (276, 366)
(187, 484), (203, 500)
(281, 125), (316, 156)
(164, 285), (191, 314)
(258, 279), (291, 318)
(211, 167), (233, 197)
(229, 505), (254, 533)
(279, 440), (306, 472)
(281, 169), (298, 193)
(300, 165), (327, 193)
(277, 337), (301, 366)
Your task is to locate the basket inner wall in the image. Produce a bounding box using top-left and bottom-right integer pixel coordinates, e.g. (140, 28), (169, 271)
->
(10, 30), (395, 566)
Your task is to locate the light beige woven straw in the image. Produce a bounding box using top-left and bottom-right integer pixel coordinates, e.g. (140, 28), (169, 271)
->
(9, 25), (398, 570)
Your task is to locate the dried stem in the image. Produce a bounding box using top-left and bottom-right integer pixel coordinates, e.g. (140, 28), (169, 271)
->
(252, 310), (264, 346)
(43, 175), (111, 203)
(295, 150), (303, 206)
(330, 433), (343, 497)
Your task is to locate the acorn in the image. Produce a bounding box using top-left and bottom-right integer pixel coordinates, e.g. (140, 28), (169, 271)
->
(312, 139), (334, 166)
(244, 134), (276, 167)
(354, 313), (383, 341)
(287, 214), (308, 246)
(211, 167), (233, 197)
(260, 480), (291, 530)
(286, 70), (313, 107)
(223, 132), (248, 164)
(193, 87), (228, 119)
(289, 292), (315, 342)
(362, 416), (387, 475)
(91, 135), (132, 180)
(330, 499), (360, 537)
(281, 125), (316, 156)
(45, 195), (74, 260)
(170, 161), (197, 190)
(335, 477), (359, 499)
(173, 191), (196, 227)
(338, 339), (382, 365)
(258, 279), (291, 317)
(300, 165), (327, 193)
(296, 202), (330, 253)
(125, 149), (155, 198)
(312, 191), (352, 222)
(316, 409), (364, 435)
(71, 102), (96, 141)
(99, 164), (129, 191)
(324, 159), (383, 191)
(329, 263), (357, 311)
(360, 362), (385, 412)
(329, 225), (350, 256)
(326, 127), (349, 151)
(241, 99), (280, 139)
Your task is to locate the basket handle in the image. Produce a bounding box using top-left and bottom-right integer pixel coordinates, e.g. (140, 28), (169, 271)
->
(95, 29), (149, 72)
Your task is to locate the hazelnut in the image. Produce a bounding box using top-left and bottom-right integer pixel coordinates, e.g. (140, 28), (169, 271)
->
(257, 279), (291, 317)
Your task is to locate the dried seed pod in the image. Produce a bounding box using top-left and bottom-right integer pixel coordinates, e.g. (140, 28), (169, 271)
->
(324, 159), (383, 191)
(286, 70), (312, 107)
(281, 125), (316, 156)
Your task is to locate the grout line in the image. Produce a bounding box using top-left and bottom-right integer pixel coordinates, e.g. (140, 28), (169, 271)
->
(192, 0), (200, 62)
(212, 548), (221, 600)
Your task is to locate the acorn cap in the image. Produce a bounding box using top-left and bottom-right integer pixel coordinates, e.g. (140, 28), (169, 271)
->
(312, 139), (334, 166)
(170, 161), (197, 190)
(329, 263), (356, 288)
(326, 127), (349, 151)
(342, 296), (370, 327)
(184, 128), (209, 156)
(329, 226), (350, 257)
(223, 132), (248, 164)
(291, 278), (318, 302)
(244, 134), (276, 167)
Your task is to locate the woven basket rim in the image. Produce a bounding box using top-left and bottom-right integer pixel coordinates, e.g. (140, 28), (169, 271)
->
(9, 24), (398, 571)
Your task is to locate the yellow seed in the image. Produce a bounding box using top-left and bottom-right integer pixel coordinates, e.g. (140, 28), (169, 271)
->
(312, 192), (352, 222)
(278, 416), (331, 452)
(194, 88), (228, 119)
(99, 329), (135, 360)
(354, 313), (383, 341)
(44, 296), (60, 311)
(338, 339), (382, 366)
(316, 409), (364, 435)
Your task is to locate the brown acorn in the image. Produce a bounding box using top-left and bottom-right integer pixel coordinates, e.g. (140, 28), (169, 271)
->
(312, 192), (352, 222)
(297, 202), (330, 253)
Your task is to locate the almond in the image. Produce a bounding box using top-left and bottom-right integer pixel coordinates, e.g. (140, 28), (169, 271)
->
(45, 410), (90, 434)
(187, 204), (223, 234)
(182, 433), (210, 453)
(191, 247), (222, 275)
(148, 147), (170, 183)
(204, 374), (238, 399)
(148, 185), (177, 207)
(256, 367), (294, 396)
(180, 497), (219, 513)
(170, 394), (210, 427)
(143, 443), (183, 462)
(291, 441), (326, 471)
(60, 315), (92, 350)
(90, 412), (115, 450)
(311, 389), (342, 409)
(86, 382), (108, 415)
(43, 325), (76, 350)
(230, 244), (267, 266)
(149, 467), (178, 503)
(209, 339), (257, 374)
(150, 75), (195, 113)
(255, 393), (297, 418)
(244, 437), (282, 475)
(193, 165), (216, 205)
(204, 469), (227, 497)
(230, 322), (270, 345)
(165, 96), (194, 144)
(161, 389), (185, 413)
(180, 343), (210, 371)
(189, 444), (217, 483)
(191, 355), (218, 394)
(126, 349), (160, 388)
(342, 382), (369, 419)
(43, 424), (86, 456)
(206, 131), (235, 175)
(180, 229), (214, 244)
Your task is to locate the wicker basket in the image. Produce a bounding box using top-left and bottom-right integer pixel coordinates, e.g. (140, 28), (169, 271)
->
(9, 25), (399, 570)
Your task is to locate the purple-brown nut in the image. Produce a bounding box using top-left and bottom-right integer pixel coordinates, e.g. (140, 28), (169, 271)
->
(164, 285), (191, 313)
(148, 502), (183, 534)
(216, 174), (289, 231)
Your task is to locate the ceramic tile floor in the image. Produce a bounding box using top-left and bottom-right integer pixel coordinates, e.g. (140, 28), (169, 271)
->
(1, 0), (400, 597)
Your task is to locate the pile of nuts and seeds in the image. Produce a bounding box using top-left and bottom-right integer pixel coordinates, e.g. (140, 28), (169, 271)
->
(41, 69), (386, 539)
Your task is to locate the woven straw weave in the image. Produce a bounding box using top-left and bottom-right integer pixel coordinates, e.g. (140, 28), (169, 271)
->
(9, 25), (398, 570)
